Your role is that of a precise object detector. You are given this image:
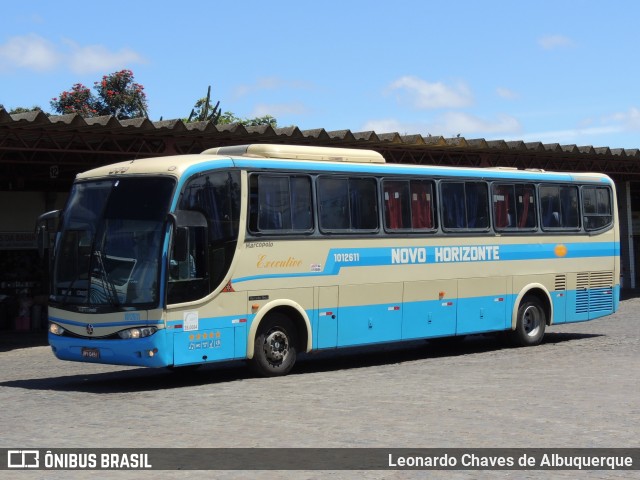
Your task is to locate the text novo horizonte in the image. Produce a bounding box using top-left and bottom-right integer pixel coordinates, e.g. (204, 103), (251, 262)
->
(391, 246), (500, 264)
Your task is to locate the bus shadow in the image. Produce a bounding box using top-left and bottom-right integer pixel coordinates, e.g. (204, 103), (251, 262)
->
(0, 331), (601, 393)
(292, 331), (602, 375)
(0, 362), (253, 393)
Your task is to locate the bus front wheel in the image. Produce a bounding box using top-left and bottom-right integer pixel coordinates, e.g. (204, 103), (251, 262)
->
(510, 296), (546, 347)
(251, 313), (298, 377)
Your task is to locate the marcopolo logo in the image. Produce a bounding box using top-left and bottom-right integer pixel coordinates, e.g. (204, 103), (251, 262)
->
(7, 450), (39, 468)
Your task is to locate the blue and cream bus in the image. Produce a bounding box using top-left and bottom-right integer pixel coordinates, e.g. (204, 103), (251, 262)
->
(38, 144), (620, 376)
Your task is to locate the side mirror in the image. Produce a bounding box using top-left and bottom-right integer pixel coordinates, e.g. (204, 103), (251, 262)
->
(35, 210), (61, 258)
(170, 210), (208, 262)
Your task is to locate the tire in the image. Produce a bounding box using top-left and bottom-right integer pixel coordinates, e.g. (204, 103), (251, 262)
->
(510, 296), (546, 347)
(251, 313), (298, 377)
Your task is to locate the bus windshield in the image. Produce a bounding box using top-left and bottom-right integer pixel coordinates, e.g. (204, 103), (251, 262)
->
(50, 177), (175, 311)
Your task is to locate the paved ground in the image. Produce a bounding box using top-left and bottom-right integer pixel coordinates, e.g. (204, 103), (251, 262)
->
(0, 296), (638, 479)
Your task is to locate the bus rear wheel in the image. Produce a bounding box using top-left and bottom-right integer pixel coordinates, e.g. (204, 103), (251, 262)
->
(251, 313), (298, 377)
(510, 296), (546, 347)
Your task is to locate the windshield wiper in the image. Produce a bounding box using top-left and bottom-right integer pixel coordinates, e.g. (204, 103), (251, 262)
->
(92, 250), (121, 307)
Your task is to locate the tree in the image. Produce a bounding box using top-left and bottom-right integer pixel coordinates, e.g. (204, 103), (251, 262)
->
(94, 69), (148, 119)
(185, 85), (278, 127)
(215, 111), (278, 127)
(50, 83), (99, 117)
(6, 106), (44, 114)
(240, 115), (277, 127)
(51, 70), (147, 119)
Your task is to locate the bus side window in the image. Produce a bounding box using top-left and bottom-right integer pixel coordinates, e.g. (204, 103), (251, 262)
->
(169, 171), (241, 304)
(493, 184), (514, 229)
(318, 177), (350, 230)
(442, 181), (488, 230)
(410, 180), (435, 230)
(250, 174), (313, 233)
(493, 183), (537, 231)
(383, 179), (435, 231)
(516, 184), (536, 229)
(540, 185), (579, 230)
(582, 186), (613, 231)
(318, 176), (378, 232)
(383, 180), (410, 230)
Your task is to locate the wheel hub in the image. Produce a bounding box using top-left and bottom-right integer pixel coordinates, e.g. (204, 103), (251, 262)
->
(264, 330), (289, 363)
(522, 305), (541, 337)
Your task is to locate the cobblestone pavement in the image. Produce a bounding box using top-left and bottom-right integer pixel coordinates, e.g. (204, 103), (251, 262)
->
(1, 297), (638, 480)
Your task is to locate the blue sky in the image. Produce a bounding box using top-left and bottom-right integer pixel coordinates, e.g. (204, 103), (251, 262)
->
(1, 1), (639, 149)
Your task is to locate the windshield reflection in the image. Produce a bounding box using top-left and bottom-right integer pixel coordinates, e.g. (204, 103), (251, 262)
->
(51, 177), (175, 310)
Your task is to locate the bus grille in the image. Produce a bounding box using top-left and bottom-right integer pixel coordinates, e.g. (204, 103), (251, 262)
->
(576, 271), (614, 315)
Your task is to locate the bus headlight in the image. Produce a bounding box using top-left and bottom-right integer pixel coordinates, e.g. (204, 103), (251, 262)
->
(117, 327), (158, 339)
(49, 323), (65, 336)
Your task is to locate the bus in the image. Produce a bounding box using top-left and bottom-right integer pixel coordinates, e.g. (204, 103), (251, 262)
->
(37, 143), (620, 376)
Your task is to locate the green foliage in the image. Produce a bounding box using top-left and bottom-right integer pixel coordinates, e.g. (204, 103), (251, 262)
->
(216, 111), (242, 124)
(50, 83), (99, 117)
(241, 115), (277, 127)
(7, 106), (44, 114)
(50, 70), (148, 119)
(94, 69), (148, 119)
(217, 111), (278, 127)
(185, 86), (277, 127)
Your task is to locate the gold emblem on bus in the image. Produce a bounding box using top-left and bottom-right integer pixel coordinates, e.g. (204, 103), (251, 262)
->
(554, 244), (568, 257)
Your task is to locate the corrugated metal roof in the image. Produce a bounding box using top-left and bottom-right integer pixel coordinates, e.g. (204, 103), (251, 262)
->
(2, 108), (638, 158)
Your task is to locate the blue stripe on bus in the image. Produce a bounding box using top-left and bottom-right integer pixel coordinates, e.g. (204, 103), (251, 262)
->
(232, 241), (619, 284)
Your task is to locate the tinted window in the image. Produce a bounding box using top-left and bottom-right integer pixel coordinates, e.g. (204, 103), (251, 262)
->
(318, 176), (378, 232)
(540, 185), (579, 229)
(582, 186), (612, 231)
(249, 174), (312, 233)
(170, 171), (241, 304)
(181, 171), (241, 241)
(441, 181), (489, 230)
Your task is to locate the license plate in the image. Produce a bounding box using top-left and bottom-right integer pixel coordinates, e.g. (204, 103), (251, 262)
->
(81, 347), (100, 359)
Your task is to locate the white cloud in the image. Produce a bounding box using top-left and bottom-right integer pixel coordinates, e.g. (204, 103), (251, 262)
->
(361, 118), (417, 134)
(438, 112), (521, 135)
(538, 34), (574, 50)
(366, 107), (640, 146)
(362, 112), (520, 138)
(0, 34), (60, 71)
(250, 102), (309, 118)
(605, 107), (640, 131)
(65, 41), (145, 74)
(513, 126), (620, 145)
(0, 34), (145, 73)
(496, 87), (518, 100)
(234, 77), (314, 98)
(388, 76), (473, 109)
(505, 108), (640, 146)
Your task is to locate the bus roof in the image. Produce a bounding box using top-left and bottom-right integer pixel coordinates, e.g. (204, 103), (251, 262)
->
(74, 144), (613, 185)
(202, 144), (386, 163)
